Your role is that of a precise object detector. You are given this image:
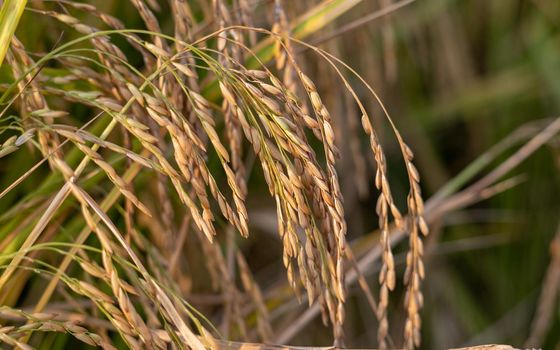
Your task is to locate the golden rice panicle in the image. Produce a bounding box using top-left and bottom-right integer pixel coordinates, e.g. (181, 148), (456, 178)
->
(129, 0), (166, 49)
(272, 0), (292, 86)
(6, 38), (62, 164)
(237, 0), (257, 46)
(66, 139), (151, 216)
(171, 0), (194, 46)
(212, 0), (249, 237)
(79, 206), (158, 348)
(169, 1), (202, 112)
(246, 72), (339, 309)
(212, 0), (243, 64)
(360, 113), (402, 348)
(230, 71), (327, 305)
(287, 62), (347, 346)
(120, 88), (220, 242)
(150, 58), (251, 240)
(220, 81), (247, 199)
(242, 53), (350, 344)
(183, 90), (249, 237)
(401, 141), (428, 350)
(238, 72), (332, 306)
(0, 306), (114, 350)
(56, 1), (155, 68)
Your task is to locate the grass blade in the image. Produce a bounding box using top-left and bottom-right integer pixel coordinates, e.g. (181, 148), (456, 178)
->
(0, 0), (26, 67)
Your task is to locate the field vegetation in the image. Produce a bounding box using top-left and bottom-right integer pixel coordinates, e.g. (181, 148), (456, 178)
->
(0, 0), (559, 349)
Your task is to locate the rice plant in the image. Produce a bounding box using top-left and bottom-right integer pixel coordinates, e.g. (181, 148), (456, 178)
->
(0, 0), (559, 349)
